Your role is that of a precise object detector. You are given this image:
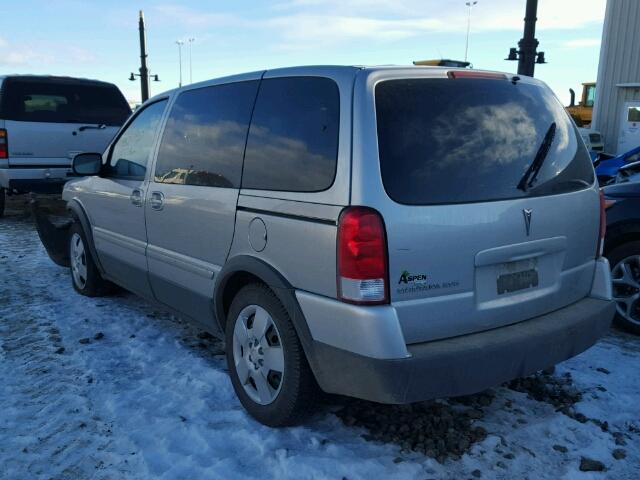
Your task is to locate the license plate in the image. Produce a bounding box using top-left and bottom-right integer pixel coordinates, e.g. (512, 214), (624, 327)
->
(497, 259), (539, 295)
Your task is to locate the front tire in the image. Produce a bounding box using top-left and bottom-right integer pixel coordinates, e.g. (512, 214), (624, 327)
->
(608, 241), (640, 335)
(0, 188), (5, 217)
(226, 283), (317, 426)
(69, 222), (108, 297)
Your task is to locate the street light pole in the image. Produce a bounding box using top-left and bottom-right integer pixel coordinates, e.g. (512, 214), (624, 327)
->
(518, 0), (539, 77)
(138, 11), (149, 102)
(175, 40), (184, 87)
(464, 1), (478, 63)
(188, 38), (195, 84)
(505, 0), (546, 77)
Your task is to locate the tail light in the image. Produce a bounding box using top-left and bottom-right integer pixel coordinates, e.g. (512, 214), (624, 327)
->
(0, 129), (7, 159)
(337, 207), (389, 305)
(597, 190), (606, 257)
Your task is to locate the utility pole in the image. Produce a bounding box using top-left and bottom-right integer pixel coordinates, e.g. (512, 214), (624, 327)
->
(138, 11), (149, 102)
(505, 0), (546, 77)
(129, 11), (160, 103)
(464, 1), (477, 63)
(176, 40), (184, 87)
(518, 0), (538, 76)
(188, 38), (195, 84)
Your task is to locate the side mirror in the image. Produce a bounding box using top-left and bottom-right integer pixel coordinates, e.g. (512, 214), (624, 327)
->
(72, 153), (102, 176)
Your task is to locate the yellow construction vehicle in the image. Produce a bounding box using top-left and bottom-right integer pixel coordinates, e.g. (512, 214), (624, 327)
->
(566, 82), (596, 127)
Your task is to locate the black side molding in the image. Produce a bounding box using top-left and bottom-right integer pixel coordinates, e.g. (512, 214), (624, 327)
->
(236, 206), (337, 226)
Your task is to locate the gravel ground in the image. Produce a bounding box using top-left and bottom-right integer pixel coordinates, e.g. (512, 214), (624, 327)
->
(1, 194), (639, 480)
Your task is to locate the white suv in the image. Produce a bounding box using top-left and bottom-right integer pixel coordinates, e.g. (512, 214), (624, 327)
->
(0, 75), (131, 216)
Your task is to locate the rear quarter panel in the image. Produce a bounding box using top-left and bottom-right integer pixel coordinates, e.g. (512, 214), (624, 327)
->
(227, 67), (357, 297)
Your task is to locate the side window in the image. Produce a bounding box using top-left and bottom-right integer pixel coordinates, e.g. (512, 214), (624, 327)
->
(106, 99), (167, 180)
(585, 86), (596, 108)
(154, 81), (259, 188)
(242, 77), (340, 192)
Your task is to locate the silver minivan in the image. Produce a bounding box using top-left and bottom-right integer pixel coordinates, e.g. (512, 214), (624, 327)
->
(0, 75), (131, 216)
(37, 66), (615, 426)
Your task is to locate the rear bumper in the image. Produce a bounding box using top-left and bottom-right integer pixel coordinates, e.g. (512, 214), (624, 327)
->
(305, 297), (614, 404)
(0, 167), (71, 193)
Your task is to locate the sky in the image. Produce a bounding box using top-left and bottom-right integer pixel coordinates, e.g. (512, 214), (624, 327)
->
(0, 0), (606, 105)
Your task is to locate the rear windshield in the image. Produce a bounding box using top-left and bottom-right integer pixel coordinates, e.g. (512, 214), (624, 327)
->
(375, 78), (594, 205)
(0, 78), (131, 126)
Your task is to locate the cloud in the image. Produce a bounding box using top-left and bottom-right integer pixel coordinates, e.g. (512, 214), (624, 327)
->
(152, 4), (238, 28)
(0, 36), (95, 67)
(563, 38), (601, 49)
(153, 0), (606, 50)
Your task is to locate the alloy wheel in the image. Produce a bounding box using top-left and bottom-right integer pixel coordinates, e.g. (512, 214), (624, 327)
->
(232, 304), (285, 405)
(612, 255), (640, 327)
(70, 233), (88, 290)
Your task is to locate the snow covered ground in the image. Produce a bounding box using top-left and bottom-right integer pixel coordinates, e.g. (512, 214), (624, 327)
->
(1, 197), (639, 480)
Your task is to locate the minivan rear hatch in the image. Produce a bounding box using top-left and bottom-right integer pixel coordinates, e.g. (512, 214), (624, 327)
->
(360, 70), (598, 344)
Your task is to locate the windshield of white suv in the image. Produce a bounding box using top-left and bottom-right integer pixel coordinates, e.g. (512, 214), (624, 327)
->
(375, 77), (595, 205)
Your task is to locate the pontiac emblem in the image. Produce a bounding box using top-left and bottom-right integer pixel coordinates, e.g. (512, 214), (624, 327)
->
(523, 209), (533, 236)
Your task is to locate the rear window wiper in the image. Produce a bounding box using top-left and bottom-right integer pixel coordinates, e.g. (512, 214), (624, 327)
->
(517, 122), (557, 192)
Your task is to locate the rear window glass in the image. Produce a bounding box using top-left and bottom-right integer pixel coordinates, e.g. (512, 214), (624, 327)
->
(375, 78), (594, 205)
(242, 77), (340, 192)
(0, 79), (131, 126)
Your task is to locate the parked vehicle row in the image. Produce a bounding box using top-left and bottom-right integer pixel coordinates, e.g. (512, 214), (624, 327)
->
(594, 145), (640, 185)
(32, 65), (615, 427)
(0, 75), (130, 216)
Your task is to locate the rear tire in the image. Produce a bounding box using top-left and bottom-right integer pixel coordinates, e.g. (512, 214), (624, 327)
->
(607, 241), (640, 335)
(225, 283), (318, 426)
(69, 222), (108, 297)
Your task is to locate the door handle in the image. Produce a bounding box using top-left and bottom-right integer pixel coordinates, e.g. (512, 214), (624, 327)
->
(150, 191), (164, 211)
(130, 188), (143, 207)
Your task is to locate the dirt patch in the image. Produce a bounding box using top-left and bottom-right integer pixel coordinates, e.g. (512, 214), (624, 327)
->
(506, 371), (582, 410)
(335, 395), (492, 463)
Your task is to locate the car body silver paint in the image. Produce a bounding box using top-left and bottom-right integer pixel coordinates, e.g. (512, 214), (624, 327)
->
(590, 257), (613, 300)
(295, 290), (409, 359)
(351, 67), (602, 343)
(63, 65), (611, 362)
(63, 97), (170, 298)
(229, 199), (340, 298)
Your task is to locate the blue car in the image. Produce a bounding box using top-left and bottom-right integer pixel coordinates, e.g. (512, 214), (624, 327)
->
(594, 144), (640, 185)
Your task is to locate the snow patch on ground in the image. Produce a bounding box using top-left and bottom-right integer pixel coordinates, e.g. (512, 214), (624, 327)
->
(1, 206), (639, 479)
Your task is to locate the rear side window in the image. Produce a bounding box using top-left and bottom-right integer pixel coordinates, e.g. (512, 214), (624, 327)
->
(0, 78), (131, 126)
(375, 78), (594, 205)
(154, 81), (259, 188)
(242, 77), (340, 192)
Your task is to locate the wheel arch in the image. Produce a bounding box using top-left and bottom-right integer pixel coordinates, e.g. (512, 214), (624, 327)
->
(67, 199), (105, 274)
(213, 255), (315, 354)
